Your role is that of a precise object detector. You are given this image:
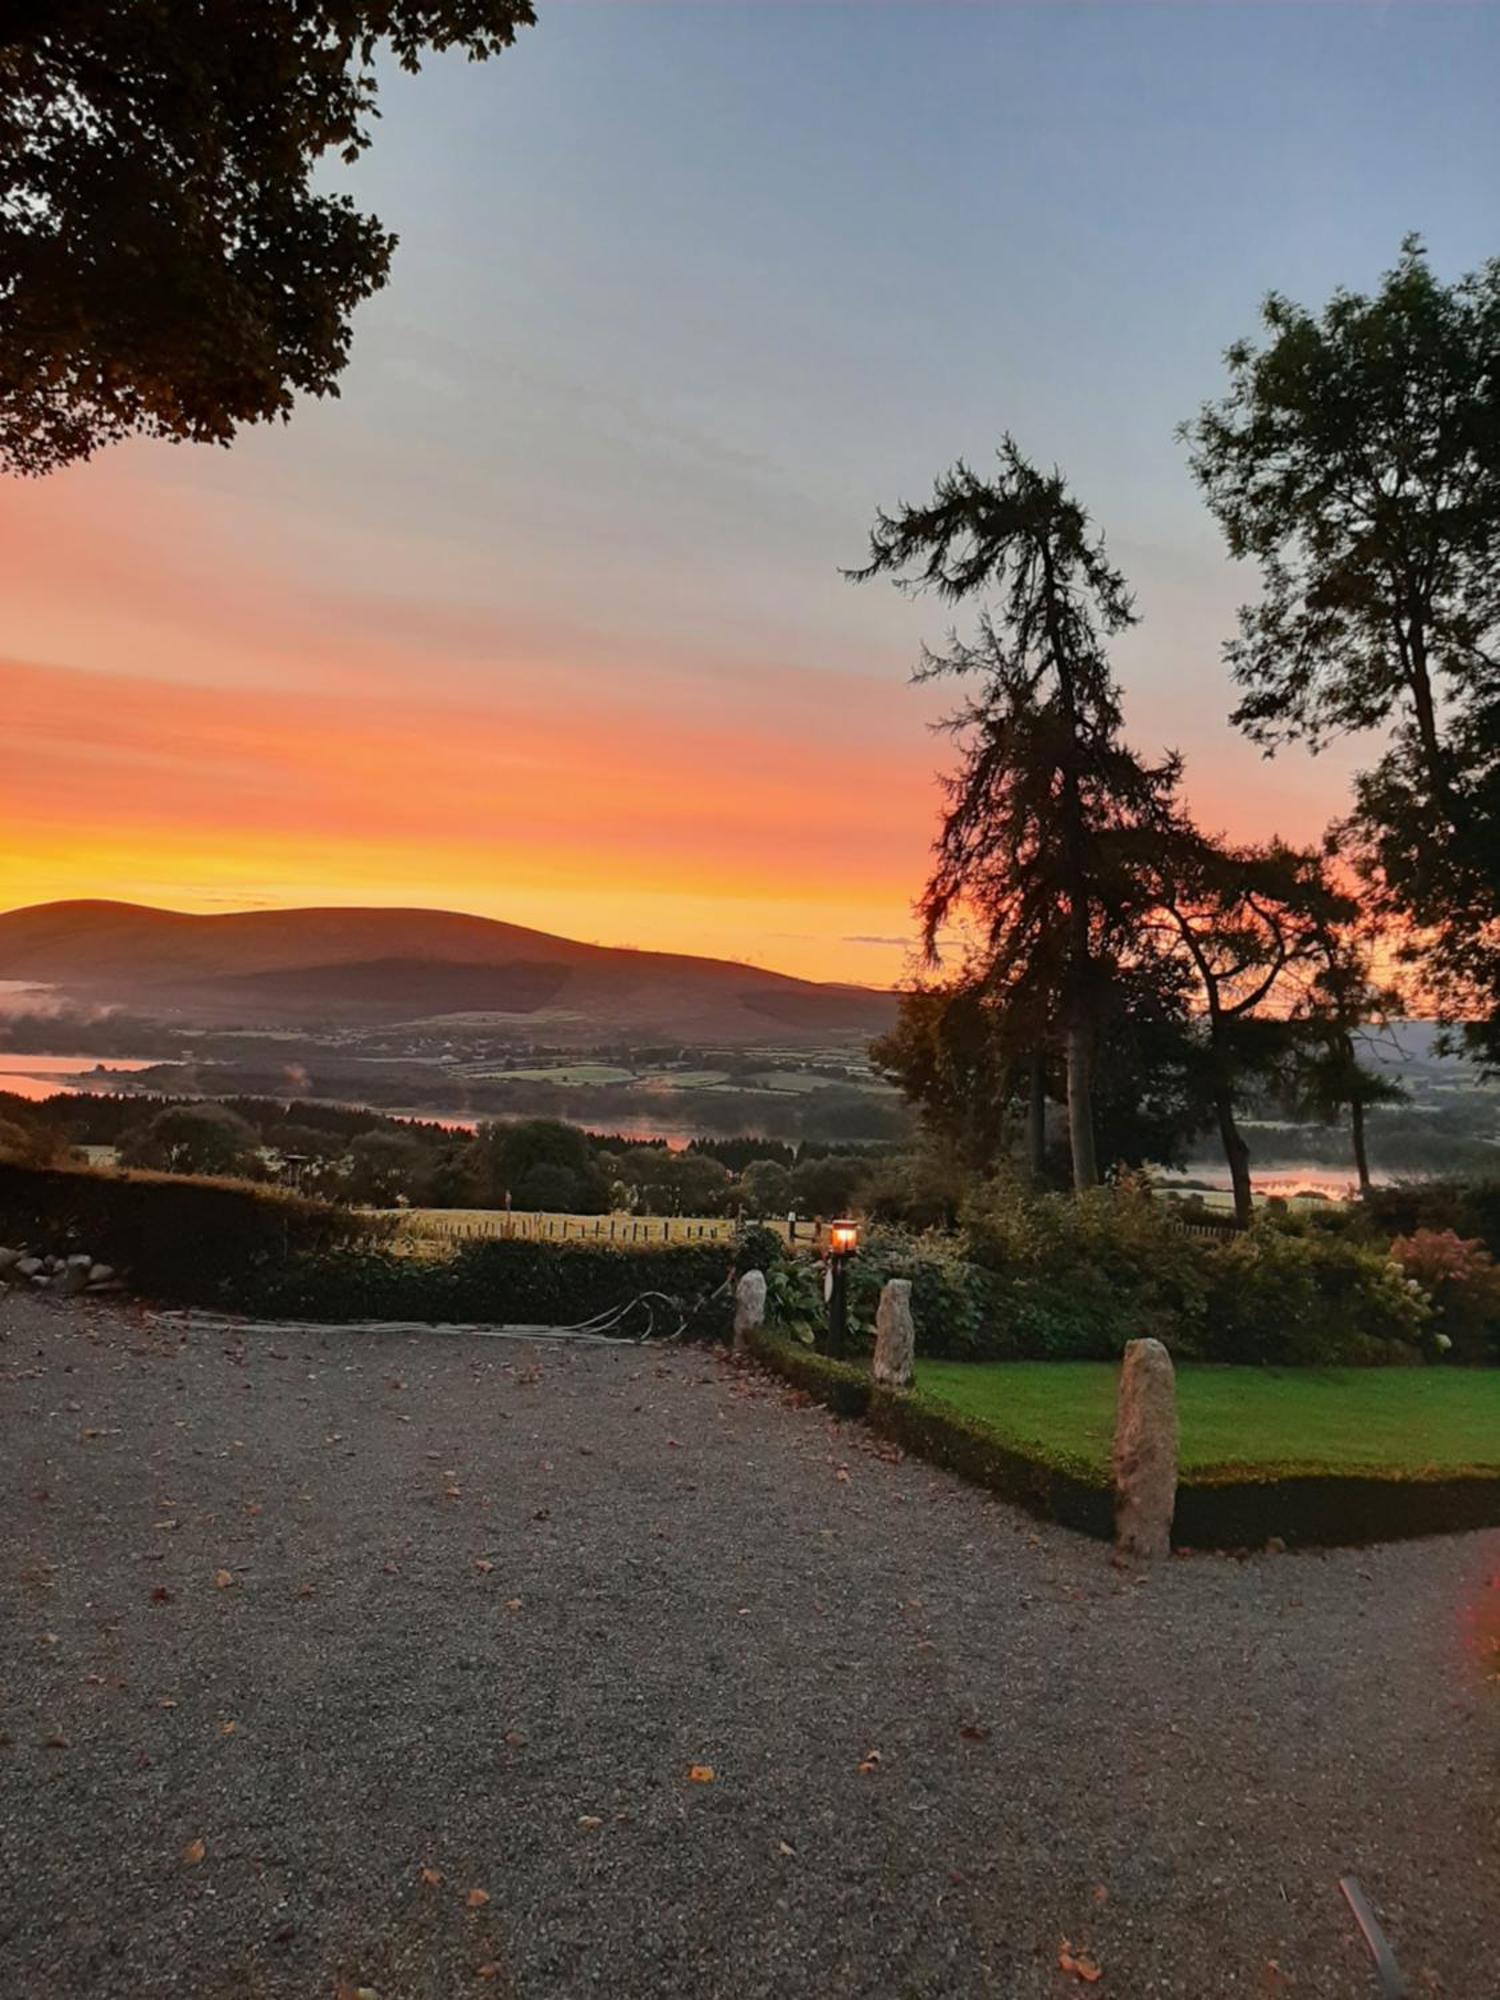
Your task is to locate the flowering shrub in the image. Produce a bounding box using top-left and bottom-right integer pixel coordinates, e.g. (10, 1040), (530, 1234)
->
(1202, 1217), (1430, 1366)
(1390, 1229), (1500, 1364)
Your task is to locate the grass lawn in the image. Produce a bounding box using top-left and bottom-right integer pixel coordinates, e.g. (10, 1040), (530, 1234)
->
(914, 1361), (1500, 1481)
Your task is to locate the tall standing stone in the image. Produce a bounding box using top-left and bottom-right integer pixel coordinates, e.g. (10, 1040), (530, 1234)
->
(732, 1268), (767, 1354)
(872, 1278), (915, 1389)
(1113, 1337), (1179, 1562)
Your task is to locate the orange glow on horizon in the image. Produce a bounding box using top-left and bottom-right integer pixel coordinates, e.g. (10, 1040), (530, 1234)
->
(2, 452), (1358, 991)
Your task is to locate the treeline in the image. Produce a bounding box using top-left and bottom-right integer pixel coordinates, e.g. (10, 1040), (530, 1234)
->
(0, 1091), (888, 1220)
(858, 240), (1500, 1224)
(81, 1062), (908, 1144)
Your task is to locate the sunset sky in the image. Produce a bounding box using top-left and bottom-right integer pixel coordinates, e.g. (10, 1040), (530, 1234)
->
(5, 2), (1499, 986)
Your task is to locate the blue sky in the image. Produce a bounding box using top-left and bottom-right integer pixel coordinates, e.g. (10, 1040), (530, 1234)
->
(7, 2), (1499, 979)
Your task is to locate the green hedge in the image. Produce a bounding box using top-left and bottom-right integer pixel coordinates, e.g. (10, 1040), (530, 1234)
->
(747, 1330), (1500, 1549)
(0, 1161), (739, 1332)
(0, 1161), (372, 1307)
(243, 1236), (737, 1335)
(1172, 1469), (1500, 1548)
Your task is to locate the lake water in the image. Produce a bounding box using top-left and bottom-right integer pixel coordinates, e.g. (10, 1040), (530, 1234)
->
(1160, 1164), (1367, 1202)
(0, 1055), (161, 1102)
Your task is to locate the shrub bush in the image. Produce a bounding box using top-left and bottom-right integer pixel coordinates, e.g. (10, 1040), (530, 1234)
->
(964, 1179), (1212, 1358)
(1363, 1179), (1500, 1262)
(757, 1185), (1441, 1367)
(1389, 1228), (1500, 1365)
(1200, 1216), (1430, 1365)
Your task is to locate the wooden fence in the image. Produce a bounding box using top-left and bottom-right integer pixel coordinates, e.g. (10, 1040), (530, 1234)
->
(383, 1208), (828, 1250)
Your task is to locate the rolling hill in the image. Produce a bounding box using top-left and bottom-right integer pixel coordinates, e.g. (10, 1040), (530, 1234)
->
(0, 901), (898, 1045)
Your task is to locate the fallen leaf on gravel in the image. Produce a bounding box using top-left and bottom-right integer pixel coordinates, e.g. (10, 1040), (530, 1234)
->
(465, 1888), (490, 1908)
(419, 1866), (443, 1887)
(1059, 1941), (1102, 1983)
(474, 1559), (494, 1574)
(687, 1765), (715, 1783)
(579, 1815), (604, 1830)
(181, 1837), (205, 1865)
(213, 1569), (234, 1590)
(857, 1750), (881, 1774)
(505, 1598), (522, 1611)
(445, 1486), (462, 1500)
(959, 1722), (992, 1742)
(476, 1966), (501, 1981)
(219, 1721), (237, 1737)
(39, 1631), (59, 1645)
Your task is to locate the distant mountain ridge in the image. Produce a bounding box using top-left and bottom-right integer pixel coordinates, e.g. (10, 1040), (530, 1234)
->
(0, 901), (897, 1044)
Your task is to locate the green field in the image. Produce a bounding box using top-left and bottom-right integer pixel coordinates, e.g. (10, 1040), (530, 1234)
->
(914, 1361), (1500, 1480)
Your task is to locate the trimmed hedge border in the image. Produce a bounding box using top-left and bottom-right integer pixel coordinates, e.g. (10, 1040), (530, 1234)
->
(0, 1161), (740, 1332)
(745, 1328), (1112, 1538)
(0, 1160), (370, 1307)
(1172, 1469), (1500, 1549)
(747, 1329), (1500, 1549)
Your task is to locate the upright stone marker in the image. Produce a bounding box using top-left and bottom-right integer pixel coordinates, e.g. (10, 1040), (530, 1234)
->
(1113, 1337), (1178, 1562)
(732, 1269), (767, 1354)
(872, 1278), (915, 1389)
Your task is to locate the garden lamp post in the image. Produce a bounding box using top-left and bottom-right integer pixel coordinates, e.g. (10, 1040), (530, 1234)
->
(826, 1218), (859, 1356)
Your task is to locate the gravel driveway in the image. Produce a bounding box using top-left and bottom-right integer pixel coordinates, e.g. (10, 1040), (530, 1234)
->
(2, 1291), (1497, 1998)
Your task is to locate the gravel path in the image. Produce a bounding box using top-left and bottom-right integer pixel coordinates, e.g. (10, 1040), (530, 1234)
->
(2, 1292), (1497, 1999)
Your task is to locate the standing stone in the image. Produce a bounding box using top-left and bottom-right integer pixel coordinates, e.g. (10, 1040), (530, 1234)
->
(732, 1269), (767, 1353)
(1113, 1337), (1179, 1563)
(872, 1279), (915, 1389)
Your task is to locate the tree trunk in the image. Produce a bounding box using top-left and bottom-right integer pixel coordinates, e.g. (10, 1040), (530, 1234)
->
(1214, 1086), (1253, 1229)
(1406, 618), (1465, 831)
(1065, 1019), (1099, 1193)
(1025, 1050), (1048, 1181)
(1349, 1096), (1372, 1197)
(1039, 540), (1100, 1192)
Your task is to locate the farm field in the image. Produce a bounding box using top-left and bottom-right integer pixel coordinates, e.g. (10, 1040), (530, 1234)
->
(915, 1361), (1500, 1479)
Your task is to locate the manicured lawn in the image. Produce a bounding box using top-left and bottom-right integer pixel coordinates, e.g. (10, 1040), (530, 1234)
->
(914, 1361), (1500, 1480)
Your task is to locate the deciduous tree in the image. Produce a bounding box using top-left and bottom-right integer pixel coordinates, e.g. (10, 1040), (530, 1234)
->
(1185, 237), (1500, 1058)
(1, 2), (534, 474)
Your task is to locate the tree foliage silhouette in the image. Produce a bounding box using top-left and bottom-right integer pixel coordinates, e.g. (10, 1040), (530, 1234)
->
(0, 2), (535, 475)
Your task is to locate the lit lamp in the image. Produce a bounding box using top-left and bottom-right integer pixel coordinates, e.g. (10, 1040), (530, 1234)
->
(826, 1218), (859, 1357)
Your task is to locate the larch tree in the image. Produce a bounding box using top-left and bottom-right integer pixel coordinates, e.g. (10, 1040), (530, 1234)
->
(848, 439), (1176, 1190)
